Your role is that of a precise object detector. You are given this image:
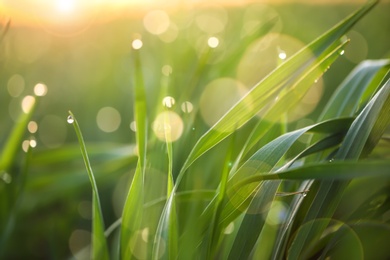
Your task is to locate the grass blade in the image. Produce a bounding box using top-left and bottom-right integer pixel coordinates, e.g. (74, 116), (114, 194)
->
(178, 0), (378, 178)
(120, 47), (148, 259)
(68, 111), (109, 260)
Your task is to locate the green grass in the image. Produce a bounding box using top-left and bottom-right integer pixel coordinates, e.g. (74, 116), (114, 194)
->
(1, 0), (390, 259)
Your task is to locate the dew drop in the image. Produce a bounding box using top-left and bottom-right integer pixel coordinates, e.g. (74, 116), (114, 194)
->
(329, 158), (334, 163)
(339, 50), (345, 55)
(278, 51), (287, 60)
(302, 192), (307, 197)
(67, 115), (74, 124)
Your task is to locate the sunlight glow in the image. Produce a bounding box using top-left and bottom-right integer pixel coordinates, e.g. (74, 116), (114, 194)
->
(56, 0), (75, 13)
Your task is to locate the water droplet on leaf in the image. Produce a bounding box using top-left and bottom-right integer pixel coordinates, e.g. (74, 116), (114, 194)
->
(67, 115), (74, 124)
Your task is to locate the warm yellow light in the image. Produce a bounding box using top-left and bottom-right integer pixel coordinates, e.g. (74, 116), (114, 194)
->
(56, 0), (75, 13)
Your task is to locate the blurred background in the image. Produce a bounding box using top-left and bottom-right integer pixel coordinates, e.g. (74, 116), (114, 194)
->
(1, 0), (389, 258)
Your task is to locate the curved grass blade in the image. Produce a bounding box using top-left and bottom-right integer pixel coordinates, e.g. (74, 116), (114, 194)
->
(272, 60), (390, 259)
(231, 160), (390, 190)
(68, 111), (109, 260)
(287, 78), (390, 259)
(219, 118), (353, 231)
(120, 47), (148, 259)
(321, 59), (390, 120)
(178, 0), (378, 179)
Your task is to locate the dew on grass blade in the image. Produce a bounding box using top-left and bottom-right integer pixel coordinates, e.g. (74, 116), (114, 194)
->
(339, 49), (345, 55)
(130, 121), (137, 132)
(67, 115), (74, 124)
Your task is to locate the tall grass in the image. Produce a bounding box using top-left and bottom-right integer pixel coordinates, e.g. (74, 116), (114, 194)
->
(1, 0), (390, 259)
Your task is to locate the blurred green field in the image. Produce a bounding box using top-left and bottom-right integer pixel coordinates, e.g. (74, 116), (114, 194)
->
(1, 2), (389, 259)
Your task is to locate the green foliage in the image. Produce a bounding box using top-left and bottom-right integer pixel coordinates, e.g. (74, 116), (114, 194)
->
(1, 0), (390, 259)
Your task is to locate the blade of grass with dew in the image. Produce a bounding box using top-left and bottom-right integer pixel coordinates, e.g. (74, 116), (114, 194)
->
(178, 0), (378, 178)
(227, 133), (346, 259)
(68, 111), (109, 260)
(271, 59), (390, 259)
(172, 6), (364, 256)
(287, 78), (390, 259)
(217, 118), (353, 236)
(230, 35), (349, 174)
(120, 47), (148, 259)
(176, 118), (352, 258)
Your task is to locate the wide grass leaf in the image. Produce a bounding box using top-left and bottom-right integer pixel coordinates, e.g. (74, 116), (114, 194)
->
(178, 0), (378, 179)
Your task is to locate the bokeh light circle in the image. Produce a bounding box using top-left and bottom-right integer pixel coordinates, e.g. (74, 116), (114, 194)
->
(199, 78), (249, 128)
(96, 106), (121, 133)
(152, 111), (184, 142)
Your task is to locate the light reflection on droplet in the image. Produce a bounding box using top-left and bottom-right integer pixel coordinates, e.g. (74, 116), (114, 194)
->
(21, 95), (36, 114)
(162, 96), (175, 108)
(143, 10), (170, 35)
(278, 50), (287, 60)
(1, 172), (12, 184)
(208, 36), (219, 48)
(339, 50), (345, 55)
(28, 121), (38, 133)
(7, 74), (25, 97)
(132, 39), (143, 50)
(152, 111), (184, 142)
(181, 101), (193, 113)
(96, 107), (121, 133)
(67, 115), (74, 124)
(224, 222), (235, 235)
(162, 65), (173, 76)
(34, 83), (48, 96)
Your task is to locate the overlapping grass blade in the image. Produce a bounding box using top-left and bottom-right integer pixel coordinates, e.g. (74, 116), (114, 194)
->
(179, 0), (378, 178)
(230, 160), (390, 189)
(68, 111), (109, 260)
(287, 78), (390, 259)
(271, 59), (390, 259)
(219, 118), (352, 231)
(120, 48), (148, 259)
